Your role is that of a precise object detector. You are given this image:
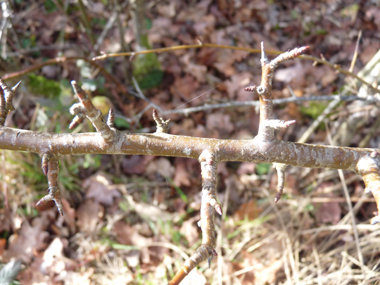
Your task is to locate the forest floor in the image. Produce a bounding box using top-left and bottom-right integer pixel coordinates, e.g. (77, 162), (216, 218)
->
(1, 0), (380, 284)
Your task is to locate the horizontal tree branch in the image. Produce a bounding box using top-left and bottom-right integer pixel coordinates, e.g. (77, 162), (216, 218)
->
(1, 43), (380, 284)
(0, 126), (375, 172)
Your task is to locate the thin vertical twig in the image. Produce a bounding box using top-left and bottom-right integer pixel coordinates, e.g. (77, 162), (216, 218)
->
(349, 30), (362, 73)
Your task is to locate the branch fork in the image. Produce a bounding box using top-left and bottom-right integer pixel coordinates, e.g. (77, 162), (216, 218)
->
(36, 154), (63, 216)
(2, 42), (380, 285)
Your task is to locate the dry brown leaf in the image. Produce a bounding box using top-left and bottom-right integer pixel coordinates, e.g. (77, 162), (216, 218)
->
(206, 113), (234, 134)
(113, 220), (153, 265)
(5, 220), (49, 263)
(122, 155), (155, 175)
(125, 194), (174, 222)
(173, 162), (192, 187)
(146, 157), (175, 179)
(180, 216), (200, 246)
(76, 199), (103, 235)
(274, 62), (305, 86)
(224, 72), (253, 100)
(83, 172), (121, 206)
(170, 74), (200, 100)
(234, 199), (262, 221)
(314, 193), (341, 225)
(156, 2), (177, 17)
(254, 259), (284, 285)
(185, 62), (208, 83)
(61, 198), (76, 232)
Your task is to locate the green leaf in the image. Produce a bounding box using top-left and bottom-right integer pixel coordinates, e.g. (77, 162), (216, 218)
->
(256, 163), (271, 175)
(44, 0), (57, 13)
(137, 69), (164, 89)
(114, 118), (130, 129)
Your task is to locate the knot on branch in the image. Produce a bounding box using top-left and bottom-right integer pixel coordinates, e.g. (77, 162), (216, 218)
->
(152, 109), (170, 133)
(256, 86), (266, 95)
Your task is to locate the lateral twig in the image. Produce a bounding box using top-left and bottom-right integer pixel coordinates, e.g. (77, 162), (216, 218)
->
(169, 149), (221, 285)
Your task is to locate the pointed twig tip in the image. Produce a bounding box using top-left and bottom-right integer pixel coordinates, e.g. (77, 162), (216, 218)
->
(12, 81), (22, 91)
(215, 204), (223, 216)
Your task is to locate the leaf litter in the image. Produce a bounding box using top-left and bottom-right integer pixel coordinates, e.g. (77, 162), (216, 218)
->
(1, 0), (380, 284)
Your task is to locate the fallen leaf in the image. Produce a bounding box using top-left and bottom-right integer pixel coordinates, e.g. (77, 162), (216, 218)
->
(206, 113), (234, 134)
(234, 200), (262, 221)
(274, 62), (305, 86)
(224, 72), (253, 100)
(76, 199), (103, 235)
(122, 155), (154, 175)
(5, 221), (49, 263)
(125, 195), (174, 222)
(180, 217), (200, 246)
(83, 172), (121, 206)
(314, 193), (341, 225)
(113, 220), (153, 265)
(146, 157), (175, 179)
(170, 74), (200, 100)
(173, 162), (192, 187)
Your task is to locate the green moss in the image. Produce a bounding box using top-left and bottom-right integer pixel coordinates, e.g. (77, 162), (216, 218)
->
(132, 35), (163, 89)
(28, 74), (61, 98)
(300, 102), (327, 120)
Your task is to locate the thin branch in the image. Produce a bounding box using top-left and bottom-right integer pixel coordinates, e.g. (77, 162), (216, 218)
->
(70, 81), (115, 143)
(93, 43), (264, 60)
(36, 155), (63, 216)
(349, 30), (362, 73)
(77, 0), (95, 45)
(160, 94), (380, 117)
(169, 149), (221, 285)
(301, 54), (378, 94)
